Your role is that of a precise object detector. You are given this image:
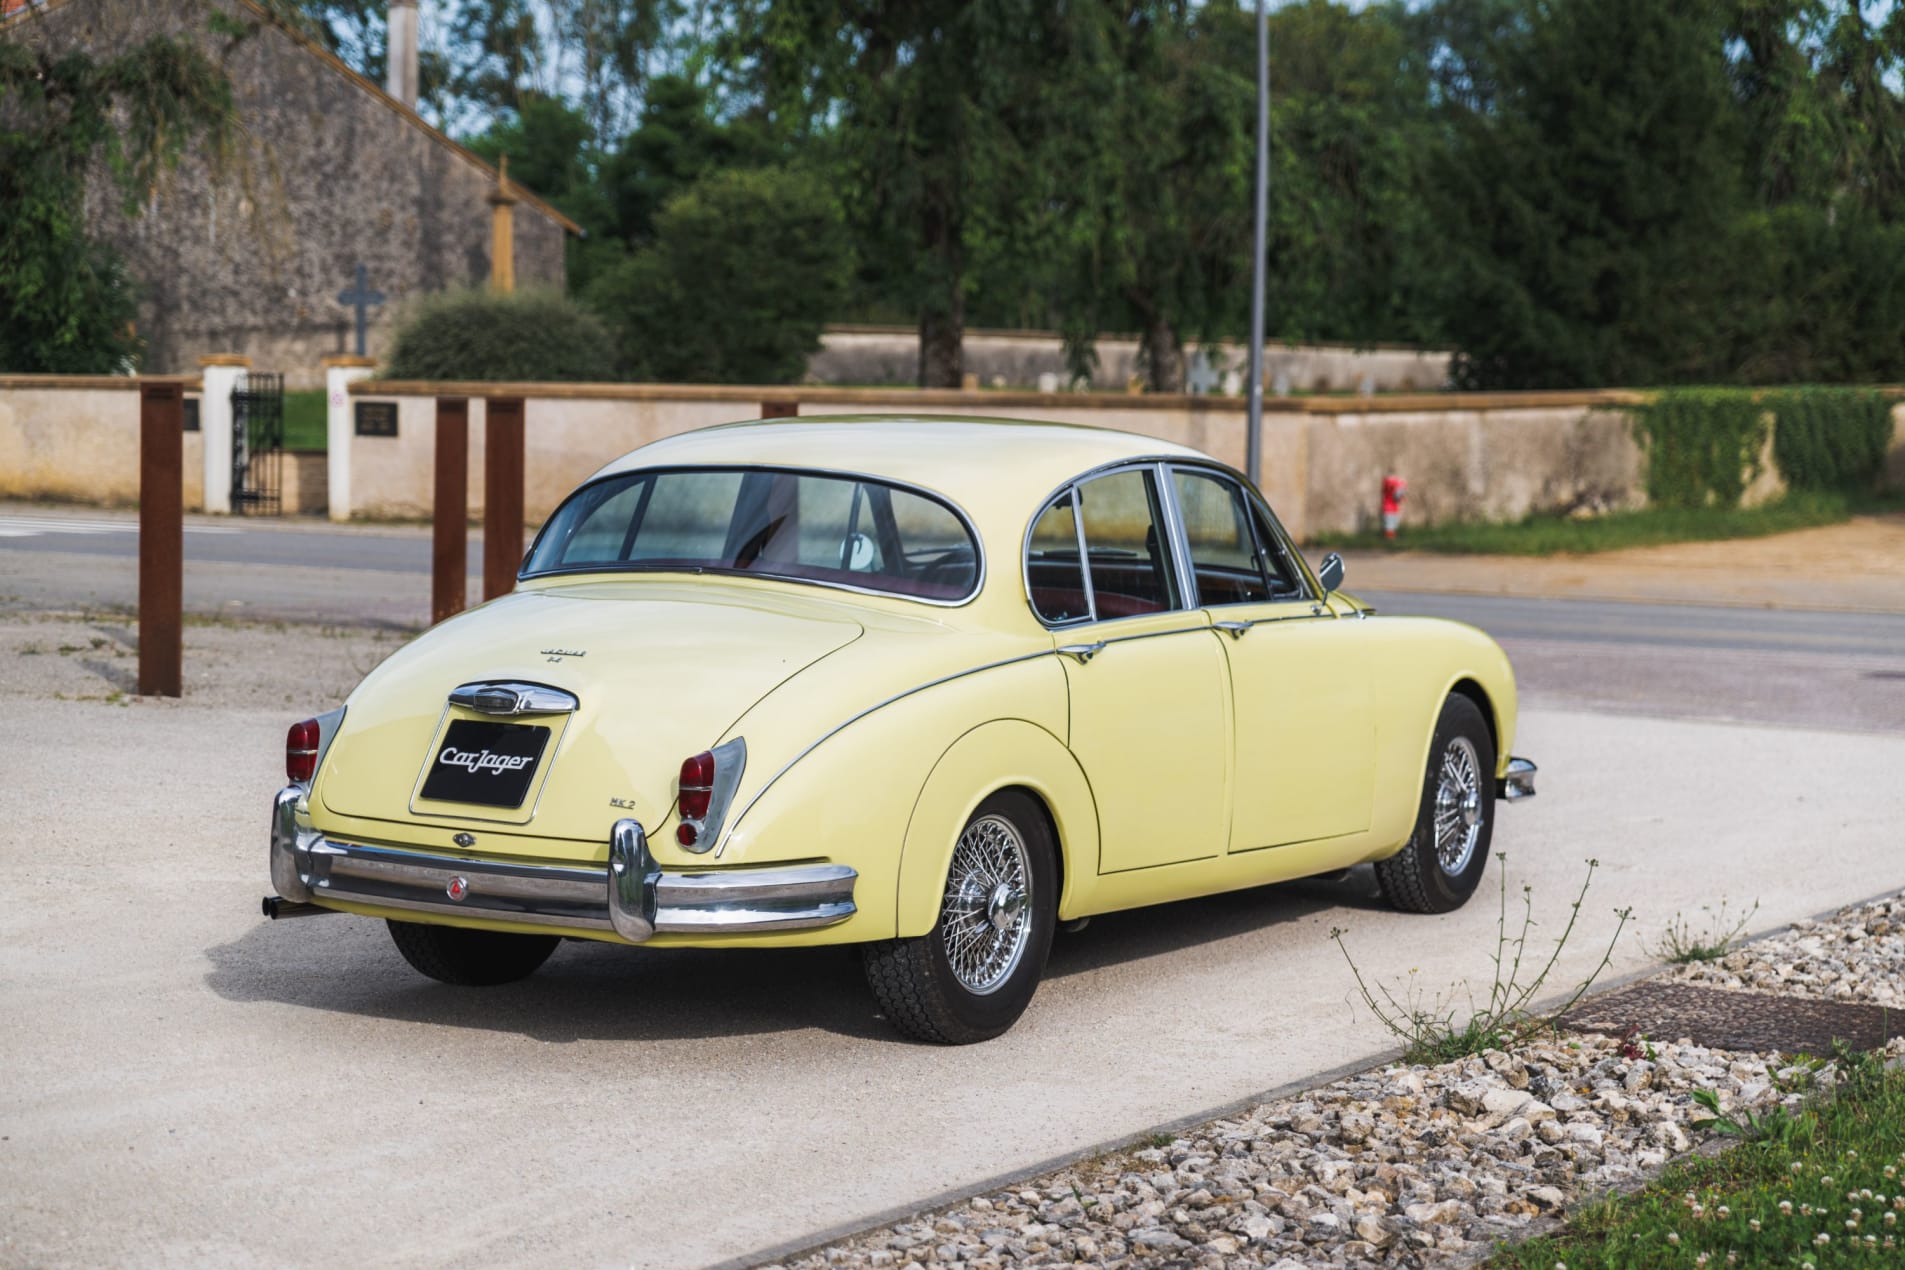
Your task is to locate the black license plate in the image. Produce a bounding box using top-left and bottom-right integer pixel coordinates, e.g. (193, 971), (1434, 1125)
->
(420, 720), (551, 808)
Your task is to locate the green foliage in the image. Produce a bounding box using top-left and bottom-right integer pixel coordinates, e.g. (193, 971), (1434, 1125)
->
(1653, 898), (1761, 965)
(385, 289), (617, 382)
(1493, 1048), (1905, 1269)
(1309, 491), (1886, 555)
(0, 30), (233, 373)
(1330, 856), (1631, 1066)
(585, 166), (852, 384)
(1630, 389), (1771, 509)
(1765, 388), (1897, 494)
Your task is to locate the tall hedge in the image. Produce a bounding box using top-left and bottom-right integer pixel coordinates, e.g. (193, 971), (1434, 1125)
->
(384, 289), (617, 382)
(1629, 386), (1895, 508)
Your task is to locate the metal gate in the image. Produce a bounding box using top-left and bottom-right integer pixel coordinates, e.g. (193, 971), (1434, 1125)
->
(231, 372), (284, 516)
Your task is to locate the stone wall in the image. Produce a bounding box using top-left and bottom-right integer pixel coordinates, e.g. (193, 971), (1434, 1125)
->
(811, 326), (1452, 394)
(332, 383), (1655, 540)
(0, 379), (206, 510)
(10, 0), (570, 389)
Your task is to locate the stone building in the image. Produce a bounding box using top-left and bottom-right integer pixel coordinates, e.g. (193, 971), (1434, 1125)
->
(6, 0), (578, 386)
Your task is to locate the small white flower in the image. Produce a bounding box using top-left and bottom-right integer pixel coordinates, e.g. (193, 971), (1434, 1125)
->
(1749, 1219), (1762, 1232)
(1815, 1231), (1831, 1246)
(1667, 1231), (1681, 1246)
(1781, 1201), (1794, 1216)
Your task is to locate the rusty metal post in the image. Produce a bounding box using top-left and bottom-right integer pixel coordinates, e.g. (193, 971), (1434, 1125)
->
(760, 399), (799, 419)
(432, 397), (469, 624)
(138, 382), (183, 697)
(483, 396), (525, 600)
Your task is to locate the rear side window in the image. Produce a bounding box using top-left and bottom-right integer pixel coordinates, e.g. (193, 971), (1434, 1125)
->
(1026, 493), (1088, 623)
(524, 467), (980, 602)
(1074, 468), (1181, 617)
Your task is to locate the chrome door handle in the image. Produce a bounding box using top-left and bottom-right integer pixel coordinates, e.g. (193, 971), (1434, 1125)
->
(1057, 642), (1107, 664)
(1213, 620), (1251, 639)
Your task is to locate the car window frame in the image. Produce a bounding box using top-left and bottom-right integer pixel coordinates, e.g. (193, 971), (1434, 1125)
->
(1022, 460), (1200, 628)
(1160, 463), (1316, 609)
(519, 463), (987, 608)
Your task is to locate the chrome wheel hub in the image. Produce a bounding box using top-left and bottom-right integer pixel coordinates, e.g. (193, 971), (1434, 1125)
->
(940, 814), (1033, 995)
(1433, 735), (1484, 875)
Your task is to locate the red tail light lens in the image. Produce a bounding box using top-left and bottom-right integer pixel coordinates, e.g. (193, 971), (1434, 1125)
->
(287, 718), (321, 783)
(678, 751), (715, 822)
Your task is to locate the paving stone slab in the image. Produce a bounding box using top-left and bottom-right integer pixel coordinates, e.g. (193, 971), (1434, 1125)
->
(1562, 981), (1905, 1055)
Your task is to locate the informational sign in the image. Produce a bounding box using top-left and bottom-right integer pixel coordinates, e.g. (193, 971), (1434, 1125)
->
(354, 401), (398, 437)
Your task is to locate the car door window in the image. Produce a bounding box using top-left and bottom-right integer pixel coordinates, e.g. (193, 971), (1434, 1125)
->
(1245, 498), (1306, 598)
(1172, 469), (1274, 606)
(1075, 468), (1181, 617)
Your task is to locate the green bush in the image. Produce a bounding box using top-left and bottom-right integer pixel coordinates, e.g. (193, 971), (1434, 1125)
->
(585, 166), (853, 384)
(384, 289), (617, 382)
(1764, 387), (1895, 494)
(1628, 389), (1770, 509)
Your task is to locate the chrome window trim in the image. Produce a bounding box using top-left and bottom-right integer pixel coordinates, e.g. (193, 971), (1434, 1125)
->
(1021, 459), (1197, 631)
(518, 463), (986, 609)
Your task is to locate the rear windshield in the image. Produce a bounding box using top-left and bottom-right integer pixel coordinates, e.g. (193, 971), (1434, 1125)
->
(522, 467), (981, 602)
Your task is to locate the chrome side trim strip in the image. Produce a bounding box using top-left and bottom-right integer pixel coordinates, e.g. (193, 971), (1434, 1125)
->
(720, 647), (1059, 852)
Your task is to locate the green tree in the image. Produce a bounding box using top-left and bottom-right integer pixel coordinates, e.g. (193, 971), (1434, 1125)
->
(585, 166), (853, 383)
(0, 30), (233, 373)
(1434, 0), (1746, 388)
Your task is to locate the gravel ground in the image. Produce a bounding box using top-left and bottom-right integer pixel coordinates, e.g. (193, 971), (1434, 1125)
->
(1669, 895), (1905, 1008)
(0, 611), (412, 711)
(770, 894), (1905, 1270)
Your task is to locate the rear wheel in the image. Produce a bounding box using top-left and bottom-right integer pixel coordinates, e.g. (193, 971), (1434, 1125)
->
(864, 791), (1057, 1044)
(386, 920), (559, 986)
(1375, 694), (1496, 914)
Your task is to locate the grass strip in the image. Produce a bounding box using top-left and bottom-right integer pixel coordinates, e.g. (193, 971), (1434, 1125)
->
(283, 390), (327, 451)
(1312, 492), (1903, 556)
(1489, 1047), (1905, 1268)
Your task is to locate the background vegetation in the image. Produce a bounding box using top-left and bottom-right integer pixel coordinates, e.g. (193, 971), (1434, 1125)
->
(6, 1), (1905, 391)
(383, 288), (618, 381)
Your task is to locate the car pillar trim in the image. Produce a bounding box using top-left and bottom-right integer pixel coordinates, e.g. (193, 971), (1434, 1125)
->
(262, 803), (859, 941)
(1498, 756), (1538, 801)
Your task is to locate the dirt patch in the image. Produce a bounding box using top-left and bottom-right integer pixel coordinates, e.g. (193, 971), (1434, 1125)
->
(0, 612), (410, 711)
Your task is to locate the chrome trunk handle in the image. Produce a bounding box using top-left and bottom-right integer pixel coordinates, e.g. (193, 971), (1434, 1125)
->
(448, 681), (579, 715)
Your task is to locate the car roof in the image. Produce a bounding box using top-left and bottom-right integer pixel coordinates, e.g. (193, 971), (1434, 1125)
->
(588, 415), (1215, 515)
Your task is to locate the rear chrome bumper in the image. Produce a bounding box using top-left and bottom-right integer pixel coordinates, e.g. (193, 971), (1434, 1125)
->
(1497, 756), (1538, 801)
(266, 787), (856, 942)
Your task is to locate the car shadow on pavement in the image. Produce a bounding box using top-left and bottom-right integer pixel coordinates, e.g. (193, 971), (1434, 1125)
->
(202, 867), (1391, 1044)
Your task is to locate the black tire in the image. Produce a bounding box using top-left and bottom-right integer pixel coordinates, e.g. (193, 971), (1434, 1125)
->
(1375, 694), (1496, 914)
(386, 920), (560, 986)
(864, 790), (1058, 1044)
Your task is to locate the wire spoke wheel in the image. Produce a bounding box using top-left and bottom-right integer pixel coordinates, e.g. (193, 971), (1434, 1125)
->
(938, 813), (1033, 995)
(1433, 735), (1483, 874)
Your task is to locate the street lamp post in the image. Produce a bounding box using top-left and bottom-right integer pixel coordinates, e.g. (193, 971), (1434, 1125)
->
(1246, 0), (1269, 486)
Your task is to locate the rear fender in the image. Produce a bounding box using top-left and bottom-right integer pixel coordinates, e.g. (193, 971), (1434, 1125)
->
(895, 719), (1099, 937)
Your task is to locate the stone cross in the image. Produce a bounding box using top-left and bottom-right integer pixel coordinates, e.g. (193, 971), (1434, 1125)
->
(1185, 349), (1221, 396)
(336, 263), (386, 356)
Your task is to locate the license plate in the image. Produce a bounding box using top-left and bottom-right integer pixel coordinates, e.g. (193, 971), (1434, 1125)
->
(419, 720), (550, 809)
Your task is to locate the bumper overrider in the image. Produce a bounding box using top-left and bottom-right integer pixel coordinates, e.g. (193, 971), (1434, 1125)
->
(1497, 756), (1537, 801)
(264, 787), (857, 942)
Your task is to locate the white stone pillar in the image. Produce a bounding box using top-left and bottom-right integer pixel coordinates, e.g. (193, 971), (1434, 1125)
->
(323, 355), (377, 522)
(198, 355), (250, 515)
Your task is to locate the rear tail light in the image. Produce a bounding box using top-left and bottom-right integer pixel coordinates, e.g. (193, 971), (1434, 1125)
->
(287, 718), (321, 783)
(674, 739), (745, 852)
(677, 751), (715, 845)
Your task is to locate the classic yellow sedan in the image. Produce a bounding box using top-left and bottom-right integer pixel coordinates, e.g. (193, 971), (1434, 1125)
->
(266, 416), (1535, 1042)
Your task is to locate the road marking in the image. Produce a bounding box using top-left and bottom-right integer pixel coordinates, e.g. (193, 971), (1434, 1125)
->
(0, 515), (239, 539)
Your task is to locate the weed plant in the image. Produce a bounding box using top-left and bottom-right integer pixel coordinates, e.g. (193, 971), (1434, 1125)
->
(1653, 898), (1761, 965)
(1490, 1048), (1905, 1268)
(1330, 856), (1633, 1064)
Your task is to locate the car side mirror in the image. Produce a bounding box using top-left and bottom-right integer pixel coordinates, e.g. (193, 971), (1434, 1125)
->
(1316, 552), (1345, 595)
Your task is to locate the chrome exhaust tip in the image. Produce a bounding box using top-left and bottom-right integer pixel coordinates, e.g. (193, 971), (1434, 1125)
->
(262, 895), (331, 920)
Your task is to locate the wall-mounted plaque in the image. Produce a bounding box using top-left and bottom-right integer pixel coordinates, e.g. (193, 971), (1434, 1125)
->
(183, 399), (200, 432)
(354, 401), (398, 437)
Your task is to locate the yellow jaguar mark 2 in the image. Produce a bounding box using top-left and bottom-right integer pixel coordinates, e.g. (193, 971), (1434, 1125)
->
(266, 416), (1536, 1042)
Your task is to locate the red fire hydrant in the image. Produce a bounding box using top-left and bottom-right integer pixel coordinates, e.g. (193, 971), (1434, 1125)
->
(1381, 475), (1407, 540)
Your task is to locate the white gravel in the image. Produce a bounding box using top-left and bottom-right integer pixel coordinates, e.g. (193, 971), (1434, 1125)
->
(1668, 895), (1905, 1007)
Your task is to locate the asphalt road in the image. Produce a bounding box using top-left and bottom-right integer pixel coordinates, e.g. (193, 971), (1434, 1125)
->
(3, 506), (1904, 1267)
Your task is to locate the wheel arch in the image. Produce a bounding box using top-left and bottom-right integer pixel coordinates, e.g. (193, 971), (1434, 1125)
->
(1446, 676), (1501, 765)
(894, 718), (1097, 938)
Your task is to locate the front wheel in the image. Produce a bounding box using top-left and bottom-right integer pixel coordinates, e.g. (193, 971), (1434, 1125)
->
(863, 791), (1057, 1044)
(1375, 694), (1496, 914)
(386, 920), (559, 986)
